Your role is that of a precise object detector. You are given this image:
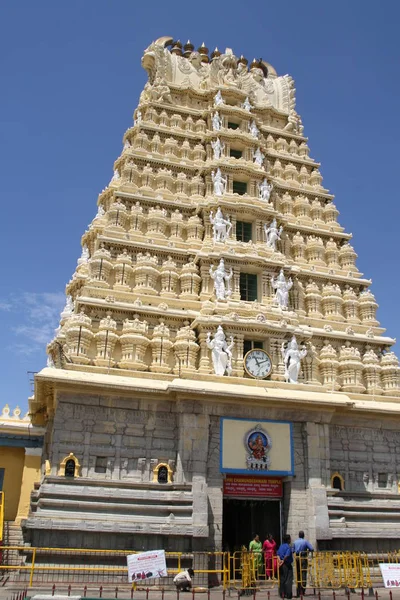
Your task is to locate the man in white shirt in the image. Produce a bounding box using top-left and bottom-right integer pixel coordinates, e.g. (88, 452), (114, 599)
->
(173, 568), (195, 592)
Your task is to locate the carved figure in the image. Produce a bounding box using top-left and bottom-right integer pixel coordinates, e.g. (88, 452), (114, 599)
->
(212, 111), (222, 132)
(123, 139), (131, 150)
(112, 169), (120, 181)
(77, 245), (90, 265)
(206, 326), (234, 376)
(135, 109), (142, 124)
(242, 97), (252, 111)
(214, 90), (224, 106)
(258, 178), (273, 202)
(95, 204), (105, 219)
(253, 147), (265, 167)
(209, 258), (233, 300)
(281, 336), (307, 384)
(264, 219), (283, 251)
(211, 137), (224, 160)
(249, 120), (260, 138)
(211, 168), (227, 196)
(271, 269), (293, 310)
(210, 207), (232, 242)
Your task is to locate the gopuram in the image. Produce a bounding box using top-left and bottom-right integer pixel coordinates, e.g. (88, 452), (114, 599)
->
(26, 37), (400, 552)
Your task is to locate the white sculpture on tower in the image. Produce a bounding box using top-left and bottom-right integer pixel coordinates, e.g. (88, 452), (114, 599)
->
(206, 325), (234, 376)
(61, 295), (74, 320)
(211, 168), (227, 196)
(210, 207), (232, 242)
(95, 204), (105, 219)
(135, 109), (142, 125)
(281, 336), (307, 384)
(271, 269), (293, 310)
(264, 219), (283, 251)
(209, 258), (233, 300)
(249, 120), (260, 138)
(242, 97), (252, 112)
(212, 111), (222, 132)
(214, 90), (223, 106)
(77, 245), (90, 265)
(253, 147), (265, 167)
(211, 137), (224, 160)
(112, 169), (120, 181)
(123, 139), (131, 150)
(258, 178), (273, 202)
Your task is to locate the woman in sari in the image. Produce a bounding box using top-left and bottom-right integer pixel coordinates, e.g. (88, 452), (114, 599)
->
(263, 533), (277, 579)
(249, 533), (263, 575)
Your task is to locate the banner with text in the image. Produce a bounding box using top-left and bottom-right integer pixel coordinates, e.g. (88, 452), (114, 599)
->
(224, 475), (283, 497)
(127, 550), (167, 582)
(379, 564), (400, 588)
(220, 417), (294, 476)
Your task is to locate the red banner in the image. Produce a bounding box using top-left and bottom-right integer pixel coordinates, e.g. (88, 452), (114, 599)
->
(223, 475), (283, 498)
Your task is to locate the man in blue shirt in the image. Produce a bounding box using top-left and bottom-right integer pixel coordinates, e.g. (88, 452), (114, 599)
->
(277, 534), (293, 599)
(293, 531), (314, 597)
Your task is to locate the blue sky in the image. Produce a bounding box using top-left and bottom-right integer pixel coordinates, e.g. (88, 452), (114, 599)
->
(1, 1), (399, 412)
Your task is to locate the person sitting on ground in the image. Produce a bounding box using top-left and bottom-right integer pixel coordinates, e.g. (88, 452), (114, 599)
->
(173, 568), (195, 592)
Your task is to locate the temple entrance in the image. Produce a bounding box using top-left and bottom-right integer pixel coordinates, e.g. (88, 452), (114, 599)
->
(222, 498), (281, 551)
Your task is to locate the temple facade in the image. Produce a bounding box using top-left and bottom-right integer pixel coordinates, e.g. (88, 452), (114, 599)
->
(25, 37), (400, 552)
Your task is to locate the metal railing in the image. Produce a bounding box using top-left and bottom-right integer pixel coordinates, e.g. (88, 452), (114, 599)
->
(0, 546), (398, 590)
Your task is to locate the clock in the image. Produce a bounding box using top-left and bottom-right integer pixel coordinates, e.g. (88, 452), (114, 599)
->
(244, 348), (272, 379)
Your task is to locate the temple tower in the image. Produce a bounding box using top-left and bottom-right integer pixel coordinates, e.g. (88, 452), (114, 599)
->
(27, 37), (400, 552)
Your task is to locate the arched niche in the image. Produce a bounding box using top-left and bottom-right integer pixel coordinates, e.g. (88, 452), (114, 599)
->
(58, 453), (81, 478)
(152, 462), (173, 484)
(331, 472), (344, 491)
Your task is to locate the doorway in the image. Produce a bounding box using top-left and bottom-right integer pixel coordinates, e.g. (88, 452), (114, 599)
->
(222, 498), (281, 551)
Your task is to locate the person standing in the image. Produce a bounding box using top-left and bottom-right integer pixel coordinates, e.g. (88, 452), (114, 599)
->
(249, 533), (263, 576)
(293, 531), (314, 597)
(263, 533), (277, 579)
(277, 534), (293, 599)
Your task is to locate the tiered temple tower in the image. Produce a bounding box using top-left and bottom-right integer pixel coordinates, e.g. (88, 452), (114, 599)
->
(26, 37), (400, 552)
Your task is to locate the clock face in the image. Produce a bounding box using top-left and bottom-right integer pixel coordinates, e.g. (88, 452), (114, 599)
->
(244, 349), (272, 379)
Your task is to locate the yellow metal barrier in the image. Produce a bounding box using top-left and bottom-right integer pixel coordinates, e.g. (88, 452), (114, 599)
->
(0, 491), (4, 542)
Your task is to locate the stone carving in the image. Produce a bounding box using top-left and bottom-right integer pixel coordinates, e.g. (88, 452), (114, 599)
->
(264, 218), (283, 251)
(209, 258), (233, 301)
(258, 178), (273, 202)
(47, 354), (55, 368)
(211, 137), (224, 160)
(206, 326), (234, 376)
(77, 245), (90, 265)
(271, 269), (293, 310)
(242, 97), (252, 111)
(95, 204), (105, 219)
(249, 120), (260, 138)
(212, 111), (222, 131)
(281, 336), (307, 383)
(253, 147), (265, 167)
(211, 168), (227, 196)
(214, 90), (223, 106)
(61, 295), (74, 320)
(123, 139), (131, 150)
(210, 207), (232, 242)
(135, 109), (142, 124)
(112, 169), (120, 181)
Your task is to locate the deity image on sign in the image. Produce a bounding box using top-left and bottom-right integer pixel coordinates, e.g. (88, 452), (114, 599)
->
(206, 325), (234, 376)
(253, 147), (265, 167)
(211, 168), (227, 196)
(214, 90), (224, 106)
(245, 425), (272, 471)
(264, 219), (283, 251)
(209, 258), (233, 301)
(212, 111), (222, 132)
(210, 207), (232, 242)
(258, 178), (273, 202)
(281, 336), (307, 384)
(211, 137), (224, 160)
(271, 269), (293, 310)
(249, 120), (260, 138)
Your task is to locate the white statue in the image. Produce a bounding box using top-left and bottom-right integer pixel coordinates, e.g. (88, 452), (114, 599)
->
(77, 245), (90, 265)
(206, 325), (234, 376)
(211, 137), (224, 160)
(209, 258), (233, 301)
(212, 111), (222, 132)
(135, 109), (142, 124)
(281, 336), (307, 384)
(210, 207), (232, 242)
(253, 147), (265, 167)
(271, 269), (293, 310)
(211, 168), (227, 196)
(61, 295), (74, 319)
(47, 355), (55, 369)
(95, 204), (105, 219)
(249, 120), (260, 138)
(214, 90), (223, 107)
(242, 97), (252, 112)
(264, 219), (283, 251)
(258, 177), (273, 202)
(112, 169), (120, 181)
(123, 139), (131, 150)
